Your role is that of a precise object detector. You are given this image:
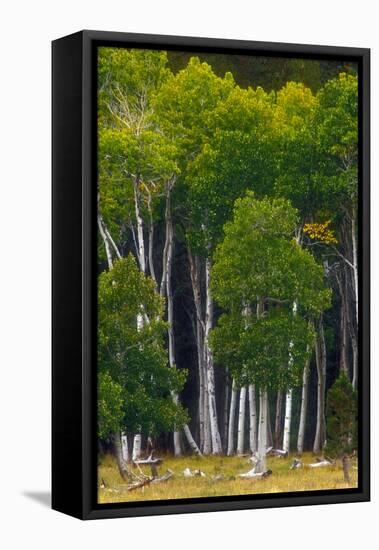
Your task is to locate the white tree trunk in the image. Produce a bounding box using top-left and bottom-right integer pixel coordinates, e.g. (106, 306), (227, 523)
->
(237, 386), (247, 455)
(198, 341), (205, 450)
(282, 389), (293, 454)
(164, 210), (182, 457)
(351, 213), (358, 327)
(183, 425), (202, 455)
(248, 384), (257, 453)
(351, 327), (358, 391)
(297, 359), (310, 454)
(98, 214), (114, 269)
(313, 318), (327, 453)
(351, 214), (358, 389)
(274, 391), (283, 449)
(114, 431), (131, 480)
(227, 380), (237, 456)
(121, 431), (129, 462)
(223, 374), (230, 448)
(203, 372), (212, 454)
(132, 434), (142, 461)
(205, 257), (222, 454)
(282, 300), (298, 454)
(256, 389), (268, 473)
(133, 178), (146, 273)
(146, 189), (157, 287)
(188, 249), (209, 454)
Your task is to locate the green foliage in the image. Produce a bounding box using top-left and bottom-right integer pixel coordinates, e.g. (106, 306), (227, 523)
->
(98, 47), (179, 263)
(96, 47), (358, 451)
(315, 73), (358, 209)
(212, 193), (330, 315)
(185, 86), (277, 254)
(211, 309), (315, 391)
(211, 194), (330, 390)
(325, 372), (357, 457)
(98, 372), (125, 439)
(98, 255), (188, 437)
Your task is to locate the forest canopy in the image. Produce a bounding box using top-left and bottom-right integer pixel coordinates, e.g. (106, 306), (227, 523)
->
(96, 46), (358, 494)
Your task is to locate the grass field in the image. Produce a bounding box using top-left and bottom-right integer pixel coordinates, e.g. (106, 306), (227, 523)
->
(97, 452), (358, 504)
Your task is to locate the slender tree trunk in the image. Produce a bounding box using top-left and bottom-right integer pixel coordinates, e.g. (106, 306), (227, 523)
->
(336, 272), (350, 377)
(350, 324), (358, 391)
(205, 257), (222, 454)
(223, 372), (230, 449)
(283, 389), (293, 454)
(133, 177), (146, 273)
(248, 384), (257, 453)
(121, 431), (129, 462)
(351, 213), (358, 328)
(237, 386), (247, 455)
(114, 431), (131, 480)
(256, 389), (268, 473)
(297, 358), (310, 454)
(183, 425), (202, 456)
(198, 338), (205, 450)
(203, 372), (212, 454)
(146, 190), (157, 287)
(282, 300), (298, 454)
(188, 249), (209, 454)
(227, 380), (237, 456)
(132, 434), (142, 461)
(266, 396), (273, 448)
(274, 391), (283, 450)
(98, 214), (114, 269)
(164, 202), (182, 456)
(342, 455), (351, 483)
(340, 295), (349, 376)
(313, 317), (327, 453)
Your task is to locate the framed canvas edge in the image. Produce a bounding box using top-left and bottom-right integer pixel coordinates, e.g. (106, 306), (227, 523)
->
(53, 30), (370, 520)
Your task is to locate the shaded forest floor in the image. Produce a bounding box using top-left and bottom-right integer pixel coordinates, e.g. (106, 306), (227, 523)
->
(98, 452), (358, 504)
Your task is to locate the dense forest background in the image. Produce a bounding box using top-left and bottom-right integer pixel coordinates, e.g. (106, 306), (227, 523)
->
(97, 47), (358, 487)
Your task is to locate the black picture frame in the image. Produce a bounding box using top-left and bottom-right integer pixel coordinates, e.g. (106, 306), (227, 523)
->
(52, 30), (370, 520)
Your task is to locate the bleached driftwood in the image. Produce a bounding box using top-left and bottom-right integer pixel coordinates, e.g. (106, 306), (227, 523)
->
(239, 468), (273, 479)
(267, 448), (288, 457)
(290, 457), (333, 470)
(308, 459), (333, 468)
(183, 467), (206, 478)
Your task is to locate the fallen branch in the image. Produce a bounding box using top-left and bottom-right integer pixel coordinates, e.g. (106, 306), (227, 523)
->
(239, 468), (273, 479)
(267, 448), (288, 457)
(290, 458), (333, 470)
(127, 477), (153, 491)
(151, 469), (174, 483)
(134, 454), (163, 478)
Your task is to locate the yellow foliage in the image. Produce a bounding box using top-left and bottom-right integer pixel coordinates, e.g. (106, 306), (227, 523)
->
(303, 220), (338, 245)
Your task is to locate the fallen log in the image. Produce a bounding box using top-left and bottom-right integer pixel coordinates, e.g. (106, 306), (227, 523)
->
(127, 478), (153, 491)
(151, 469), (174, 483)
(290, 458), (333, 470)
(239, 468), (273, 479)
(308, 459), (333, 468)
(127, 469), (174, 491)
(267, 448), (288, 457)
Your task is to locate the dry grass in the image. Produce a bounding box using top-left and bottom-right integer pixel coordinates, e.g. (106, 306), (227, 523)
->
(97, 452), (358, 504)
